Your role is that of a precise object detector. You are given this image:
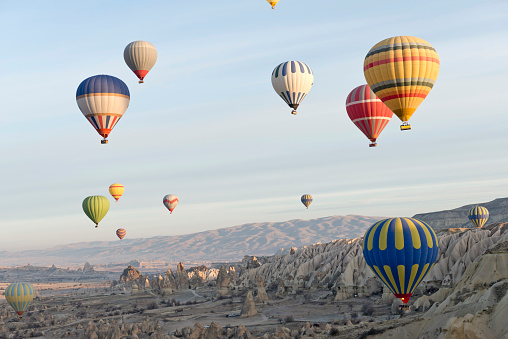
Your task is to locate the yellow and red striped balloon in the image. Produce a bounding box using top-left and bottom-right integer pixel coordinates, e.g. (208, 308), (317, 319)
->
(116, 228), (126, 240)
(109, 183), (125, 202)
(364, 36), (440, 130)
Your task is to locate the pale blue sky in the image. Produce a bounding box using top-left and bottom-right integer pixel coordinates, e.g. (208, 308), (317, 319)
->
(0, 1), (507, 251)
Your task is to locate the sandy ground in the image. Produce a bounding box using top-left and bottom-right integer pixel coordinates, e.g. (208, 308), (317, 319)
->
(0, 284), (395, 338)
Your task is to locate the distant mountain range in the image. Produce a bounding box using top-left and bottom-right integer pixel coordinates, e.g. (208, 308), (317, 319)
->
(0, 215), (382, 267)
(2, 197), (506, 267)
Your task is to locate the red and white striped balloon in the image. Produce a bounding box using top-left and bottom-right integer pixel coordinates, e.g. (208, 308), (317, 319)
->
(346, 84), (393, 147)
(163, 194), (179, 214)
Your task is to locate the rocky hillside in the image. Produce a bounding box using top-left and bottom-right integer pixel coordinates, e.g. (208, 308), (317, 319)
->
(413, 197), (508, 231)
(0, 215), (381, 267)
(236, 222), (508, 301)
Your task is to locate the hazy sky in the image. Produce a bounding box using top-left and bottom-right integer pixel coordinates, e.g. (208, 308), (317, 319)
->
(0, 0), (507, 251)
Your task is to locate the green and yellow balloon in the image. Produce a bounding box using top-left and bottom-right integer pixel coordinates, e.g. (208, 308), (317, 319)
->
(5, 282), (36, 317)
(82, 196), (110, 228)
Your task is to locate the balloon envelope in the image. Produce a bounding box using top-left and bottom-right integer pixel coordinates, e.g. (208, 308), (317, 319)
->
(163, 194), (179, 214)
(363, 36), (440, 129)
(363, 217), (439, 303)
(272, 61), (313, 114)
(109, 183), (125, 202)
(116, 228), (126, 240)
(266, 0), (279, 8)
(468, 206), (489, 228)
(76, 75), (130, 143)
(301, 194), (312, 209)
(82, 196), (110, 227)
(124, 41), (157, 83)
(5, 282), (35, 317)
(346, 84), (393, 147)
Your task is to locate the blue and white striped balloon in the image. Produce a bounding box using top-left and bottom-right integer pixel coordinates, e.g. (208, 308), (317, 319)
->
(271, 61), (313, 115)
(76, 75), (130, 144)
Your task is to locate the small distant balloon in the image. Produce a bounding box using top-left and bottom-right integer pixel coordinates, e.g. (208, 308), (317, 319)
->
(163, 194), (179, 214)
(116, 228), (126, 240)
(266, 0), (279, 9)
(124, 41), (157, 83)
(272, 61), (314, 115)
(82, 196), (110, 227)
(301, 194), (313, 209)
(468, 206), (489, 228)
(5, 282), (35, 317)
(109, 183), (125, 202)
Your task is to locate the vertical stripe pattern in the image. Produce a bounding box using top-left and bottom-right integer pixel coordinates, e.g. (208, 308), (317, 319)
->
(271, 61), (314, 112)
(76, 75), (130, 139)
(124, 41), (157, 82)
(468, 206), (489, 228)
(4, 282), (35, 316)
(345, 84), (393, 145)
(301, 194), (313, 209)
(82, 195), (110, 227)
(363, 36), (440, 124)
(363, 217), (439, 303)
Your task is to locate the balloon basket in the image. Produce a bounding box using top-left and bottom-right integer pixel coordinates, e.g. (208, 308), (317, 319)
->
(101, 139), (108, 144)
(400, 124), (411, 131)
(139, 80), (144, 84)
(369, 142), (377, 147)
(291, 110), (297, 115)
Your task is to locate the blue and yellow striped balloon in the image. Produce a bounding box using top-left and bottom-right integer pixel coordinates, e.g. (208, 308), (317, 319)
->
(363, 218), (438, 304)
(301, 194), (313, 209)
(468, 206), (489, 228)
(4, 282), (35, 317)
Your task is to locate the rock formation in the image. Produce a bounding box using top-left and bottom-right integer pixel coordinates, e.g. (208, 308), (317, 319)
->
(240, 291), (258, 317)
(119, 265), (142, 283)
(255, 275), (269, 303)
(174, 262), (190, 289)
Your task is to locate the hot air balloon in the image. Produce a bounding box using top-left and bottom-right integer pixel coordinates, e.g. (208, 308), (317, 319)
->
(116, 228), (126, 240)
(124, 41), (157, 84)
(346, 84), (393, 147)
(163, 194), (179, 214)
(364, 36), (440, 130)
(266, 0), (279, 9)
(301, 194), (313, 209)
(109, 183), (125, 202)
(82, 196), (110, 228)
(272, 61), (313, 115)
(76, 75), (130, 144)
(468, 206), (489, 228)
(4, 282), (35, 317)
(363, 217), (439, 304)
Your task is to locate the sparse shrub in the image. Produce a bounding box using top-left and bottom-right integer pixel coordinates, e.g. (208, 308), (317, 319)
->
(360, 328), (384, 339)
(329, 328), (340, 336)
(351, 312), (358, 320)
(113, 311), (120, 316)
(284, 315), (294, 322)
(76, 310), (86, 318)
(361, 304), (374, 316)
(147, 301), (159, 310)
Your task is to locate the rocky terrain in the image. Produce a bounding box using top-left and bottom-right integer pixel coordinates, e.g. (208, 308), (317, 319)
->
(414, 197), (508, 231)
(0, 215), (382, 267)
(1, 220), (506, 338)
